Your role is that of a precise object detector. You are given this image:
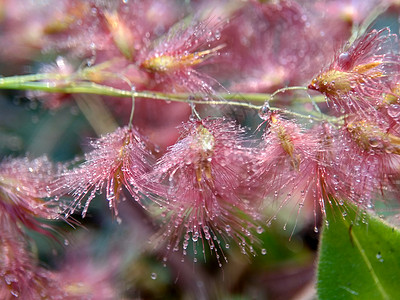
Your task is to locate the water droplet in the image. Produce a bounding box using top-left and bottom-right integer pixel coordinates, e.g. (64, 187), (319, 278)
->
(338, 52), (351, 68)
(256, 226), (264, 234)
(64, 239), (69, 246)
(10, 290), (19, 297)
(376, 252), (384, 262)
(258, 103), (271, 120)
(369, 138), (381, 148)
(385, 146), (394, 154)
(314, 226), (319, 233)
(192, 232), (199, 242)
(151, 273), (157, 280)
(261, 248), (267, 255)
(4, 274), (17, 285)
(387, 104), (400, 118)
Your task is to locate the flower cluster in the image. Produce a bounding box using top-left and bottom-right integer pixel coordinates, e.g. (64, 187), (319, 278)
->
(52, 126), (156, 218)
(309, 27), (400, 114)
(149, 118), (261, 261)
(0, 157), (60, 236)
(0, 157), (119, 299)
(2, 0), (400, 298)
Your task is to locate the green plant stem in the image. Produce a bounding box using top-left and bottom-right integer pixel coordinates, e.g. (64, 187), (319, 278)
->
(0, 73), (325, 102)
(0, 73), (334, 122)
(269, 86), (309, 99)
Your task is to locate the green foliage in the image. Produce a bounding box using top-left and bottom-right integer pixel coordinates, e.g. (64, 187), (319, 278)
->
(317, 200), (400, 300)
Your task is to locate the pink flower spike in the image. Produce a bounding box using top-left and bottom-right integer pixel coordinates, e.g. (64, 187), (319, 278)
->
(139, 17), (226, 96)
(251, 113), (319, 227)
(0, 214), (62, 300)
(336, 115), (400, 207)
(309, 28), (400, 114)
(0, 156), (60, 235)
(281, 119), (400, 228)
(54, 243), (120, 299)
(151, 118), (260, 261)
(55, 126), (155, 218)
(255, 113), (318, 182)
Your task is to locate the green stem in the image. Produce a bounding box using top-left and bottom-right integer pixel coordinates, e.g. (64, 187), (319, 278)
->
(0, 74), (334, 122)
(0, 73), (68, 84)
(0, 73), (324, 103)
(269, 86), (308, 100)
(0, 81), (263, 109)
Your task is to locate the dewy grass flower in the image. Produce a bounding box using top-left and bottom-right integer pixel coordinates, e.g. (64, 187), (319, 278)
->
(284, 119), (400, 224)
(4, 0), (400, 298)
(0, 156), (60, 235)
(250, 113), (320, 225)
(150, 118), (260, 260)
(228, 0), (320, 93)
(309, 27), (399, 113)
(54, 126), (155, 218)
(336, 115), (400, 207)
(0, 215), (56, 299)
(1, 212), (118, 300)
(139, 17), (225, 96)
(253, 112), (318, 190)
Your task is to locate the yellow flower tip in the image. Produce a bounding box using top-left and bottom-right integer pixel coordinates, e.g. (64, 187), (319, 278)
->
(270, 114), (279, 124)
(104, 11), (135, 60)
(272, 121), (297, 167)
(388, 134), (400, 154)
(64, 283), (92, 296)
(43, 3), (89, 35)
(142, 55), (178, 72)
(43, 15), (76, 35)
(309, 62), (382, 97)
(383, 84), (400, 105)
(347, 120), (400, 153)
(352, 61), (381, 73)
(190, 125), (216, 186)
(308, 69), (352, 96)
(340, 4), (357, 24)
(195, 125), (215, 153)
(142, 44), (225, 73)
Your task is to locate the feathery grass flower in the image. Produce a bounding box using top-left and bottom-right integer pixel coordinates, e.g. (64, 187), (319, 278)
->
(150, 118), (260, 261)
(0, 214), (62, 300)
(139, 17), (225, 96)
(54, 127), (155, 218)
(0, 156), (60, 235)
(309, 28), (399, 114)
(250, 113), (320, 227)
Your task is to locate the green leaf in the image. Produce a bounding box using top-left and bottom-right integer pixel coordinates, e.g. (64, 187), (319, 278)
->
(317, 200), (400, 300)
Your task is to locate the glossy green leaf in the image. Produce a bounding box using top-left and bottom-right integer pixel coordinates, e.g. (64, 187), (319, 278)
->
(317, 200), (400, 300)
